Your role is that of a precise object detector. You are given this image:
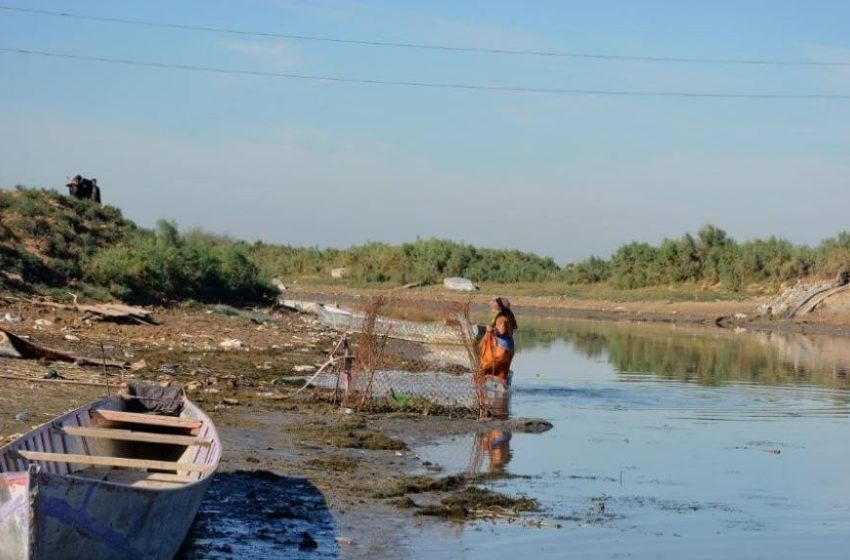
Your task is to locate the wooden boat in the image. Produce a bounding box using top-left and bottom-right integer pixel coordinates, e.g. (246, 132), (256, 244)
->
(0, 392), (220, 559)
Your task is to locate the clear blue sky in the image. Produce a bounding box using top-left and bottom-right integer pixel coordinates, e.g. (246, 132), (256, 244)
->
(1, 1), (849, 263)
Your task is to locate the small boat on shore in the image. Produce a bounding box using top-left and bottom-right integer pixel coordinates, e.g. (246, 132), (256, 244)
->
(0, 387), (220, 560)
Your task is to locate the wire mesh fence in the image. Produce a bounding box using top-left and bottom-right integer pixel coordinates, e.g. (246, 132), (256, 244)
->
(305, 297), (502, 416)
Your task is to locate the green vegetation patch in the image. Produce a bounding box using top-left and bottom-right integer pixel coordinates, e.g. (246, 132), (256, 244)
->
(415, 487), (539, 520)
(376, 474), (468, 498)
(87, 221), (274, 305)
(305, 455), (359, 473)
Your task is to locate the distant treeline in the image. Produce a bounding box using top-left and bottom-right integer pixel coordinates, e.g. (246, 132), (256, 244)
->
(3, 187), (850, 304)
(249, 239), (559, 285)
(251, 225), (849, 291)
(563, 225), (848, 290)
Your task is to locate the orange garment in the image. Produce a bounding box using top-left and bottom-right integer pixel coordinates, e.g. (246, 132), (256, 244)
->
(477, 315), (515, 383)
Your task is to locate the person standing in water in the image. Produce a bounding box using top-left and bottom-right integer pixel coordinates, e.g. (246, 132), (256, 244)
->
(477, 297), (518, 386)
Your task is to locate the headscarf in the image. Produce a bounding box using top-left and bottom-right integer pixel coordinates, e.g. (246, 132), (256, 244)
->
(492, 297), (518, 330)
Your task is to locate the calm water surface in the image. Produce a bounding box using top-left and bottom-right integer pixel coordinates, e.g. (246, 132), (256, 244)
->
(409, 319), (850, 559)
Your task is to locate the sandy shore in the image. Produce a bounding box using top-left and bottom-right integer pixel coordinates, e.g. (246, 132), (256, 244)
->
(290, 283), (850, 335)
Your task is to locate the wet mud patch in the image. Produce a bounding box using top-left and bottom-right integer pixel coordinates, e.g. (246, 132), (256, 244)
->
(375, 474), (468, 498)
(178, 470), (338, 559)
(306, 455), (359, 473)
(296, 418), (407, 451)
(376, 471), (531, 500)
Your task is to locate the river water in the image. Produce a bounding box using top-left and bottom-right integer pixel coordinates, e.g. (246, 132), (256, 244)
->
(408, 319), (850, 559)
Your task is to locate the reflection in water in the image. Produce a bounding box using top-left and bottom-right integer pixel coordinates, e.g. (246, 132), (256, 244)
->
(410, 317), (850, 560)
(486, 381), (511, 419)
(469, 382), (514, 473)
(468, 429), (513, 474)
(515, 318), (850, 389)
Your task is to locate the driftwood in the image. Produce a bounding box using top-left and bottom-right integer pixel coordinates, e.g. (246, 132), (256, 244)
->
(0, 328), (135, 369)
(25, 299), (156, 325)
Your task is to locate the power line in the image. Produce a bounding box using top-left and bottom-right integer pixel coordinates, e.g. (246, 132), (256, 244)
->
(3, 47), (849, 99)
(1, 4), (848, 67)
(2, 47), (849, 99)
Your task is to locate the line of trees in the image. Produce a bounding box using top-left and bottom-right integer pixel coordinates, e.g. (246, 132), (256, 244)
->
(563, 225), (844, 290)
(4, 187), (850, 303)
(253, 225), (850, 291)
(249, 239), (560, 285)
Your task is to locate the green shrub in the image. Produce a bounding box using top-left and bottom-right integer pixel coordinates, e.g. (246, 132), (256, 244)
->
(86, 229), (274, 305)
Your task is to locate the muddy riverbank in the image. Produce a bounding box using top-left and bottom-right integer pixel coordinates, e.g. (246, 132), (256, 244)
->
(3, 289), (850, 558)
(0, 298), (550, 558)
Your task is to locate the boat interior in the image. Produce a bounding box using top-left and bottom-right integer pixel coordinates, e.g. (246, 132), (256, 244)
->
(0, 396), (219, 489)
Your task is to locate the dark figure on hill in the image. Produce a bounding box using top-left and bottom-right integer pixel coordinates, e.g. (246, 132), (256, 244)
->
(66, 175), (102, 203)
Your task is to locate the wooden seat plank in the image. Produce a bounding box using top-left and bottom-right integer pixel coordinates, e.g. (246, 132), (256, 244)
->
(17, 450), (213, 473)
(60, 426), (211, 447)
(90, 410), (202, 430)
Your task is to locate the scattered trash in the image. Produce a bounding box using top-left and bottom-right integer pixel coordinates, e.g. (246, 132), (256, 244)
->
(769, 448), (781, 455)
(34, 318), (53, 327)
(334, 537), (354, 546)
(2, 313), (22, 323)
(222, 398), (240, 406)
(63, 334), (80, 342)
(27, 299), (156, 325)
(293, 364), (316, 373)
(219, 339), (247, 351)
(42, 368), (65, 380)
(14, 412), (31, 423)
(330, 267), (347, 279)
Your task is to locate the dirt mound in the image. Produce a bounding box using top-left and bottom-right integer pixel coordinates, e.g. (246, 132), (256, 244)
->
(0, 186), (135, 289)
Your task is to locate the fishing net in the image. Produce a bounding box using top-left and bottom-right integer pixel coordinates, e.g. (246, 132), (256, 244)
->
(305, 297), (501, 416)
